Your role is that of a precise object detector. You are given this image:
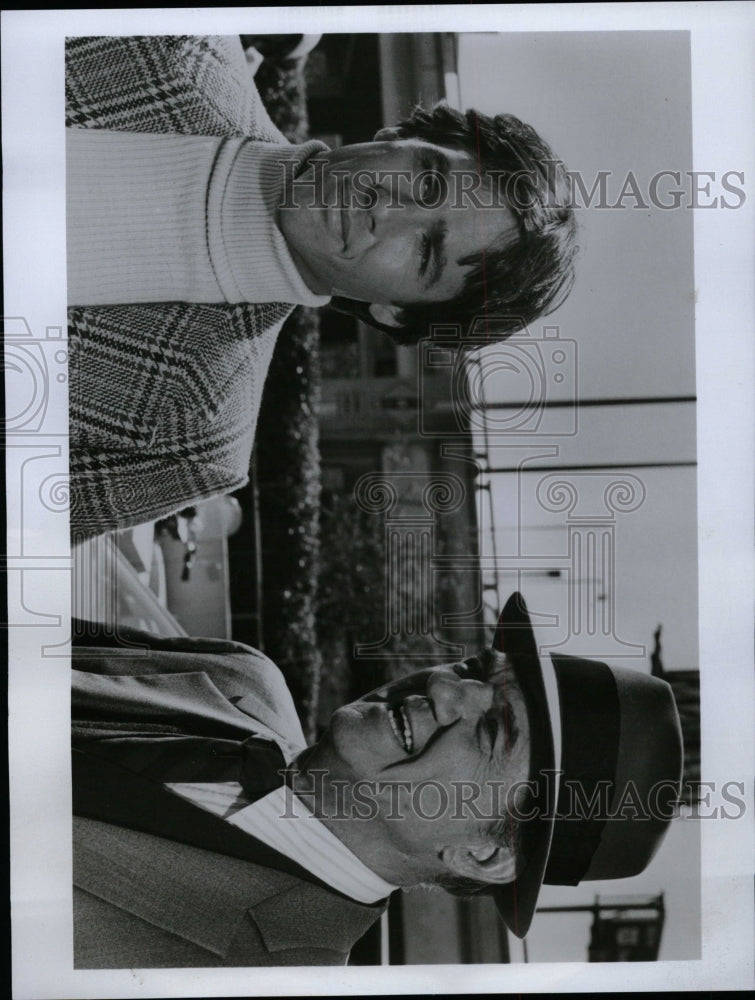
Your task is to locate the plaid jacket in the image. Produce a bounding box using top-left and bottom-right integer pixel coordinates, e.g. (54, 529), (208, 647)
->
(67, 36), (295, 538)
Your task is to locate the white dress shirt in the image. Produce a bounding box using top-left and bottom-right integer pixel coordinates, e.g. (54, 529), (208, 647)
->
(166, 777), (397, 905)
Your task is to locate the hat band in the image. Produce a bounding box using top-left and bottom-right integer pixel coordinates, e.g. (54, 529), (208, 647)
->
(543, 655), (620, 886)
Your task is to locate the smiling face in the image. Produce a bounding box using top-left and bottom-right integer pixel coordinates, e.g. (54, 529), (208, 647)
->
(278, 135), (519, 317)
(300, 650), (532, 886)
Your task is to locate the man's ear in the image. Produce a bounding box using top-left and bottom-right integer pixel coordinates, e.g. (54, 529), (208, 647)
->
(373, 126), (402, 142)
(367, 303), (405, 329)
(440, 843), (518, 885)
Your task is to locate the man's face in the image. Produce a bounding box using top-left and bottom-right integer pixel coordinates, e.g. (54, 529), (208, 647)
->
(308, 654), (532, 878)
(278, 136), (518, 310)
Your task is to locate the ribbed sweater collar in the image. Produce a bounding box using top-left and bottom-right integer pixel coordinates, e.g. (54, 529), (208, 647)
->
(207, 138), (331, 307)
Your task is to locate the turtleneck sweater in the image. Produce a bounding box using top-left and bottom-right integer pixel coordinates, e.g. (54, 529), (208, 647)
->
(65, 33), (335, 538)
(67, 130), (330, 307)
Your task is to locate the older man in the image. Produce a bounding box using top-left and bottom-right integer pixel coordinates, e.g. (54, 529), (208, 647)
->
(72, 593), (683, 966)
(65, 35), (577, 538)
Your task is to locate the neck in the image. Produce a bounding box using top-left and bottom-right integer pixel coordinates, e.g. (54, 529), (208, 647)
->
(213, 138), (332, 306)
(288, 751), (419, 887)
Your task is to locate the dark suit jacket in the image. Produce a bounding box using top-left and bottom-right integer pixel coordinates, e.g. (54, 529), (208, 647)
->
(72, 629), (387, 967)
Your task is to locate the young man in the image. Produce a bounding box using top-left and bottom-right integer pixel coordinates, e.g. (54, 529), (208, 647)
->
(65, 35), (576, 538)
(72, 592), (683, 967)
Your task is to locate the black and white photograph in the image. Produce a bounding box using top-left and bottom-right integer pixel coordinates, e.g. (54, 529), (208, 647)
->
(4, 4), (754, 996)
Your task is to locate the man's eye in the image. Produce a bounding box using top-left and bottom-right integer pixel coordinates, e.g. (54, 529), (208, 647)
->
(417, 232), (432, 275)
(418, 171), (442, 206)
(479, 709), (499, 751)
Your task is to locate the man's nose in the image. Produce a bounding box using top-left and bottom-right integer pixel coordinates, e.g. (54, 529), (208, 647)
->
(426, 670), (492, 727)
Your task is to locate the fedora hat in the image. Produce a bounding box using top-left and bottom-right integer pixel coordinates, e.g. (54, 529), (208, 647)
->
(487, 592), (683, 938)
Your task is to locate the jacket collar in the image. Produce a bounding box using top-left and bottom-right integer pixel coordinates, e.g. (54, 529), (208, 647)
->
(74, 816), (386, 958)
(248, 879), (387, 954)
(72, 667), (305, 760)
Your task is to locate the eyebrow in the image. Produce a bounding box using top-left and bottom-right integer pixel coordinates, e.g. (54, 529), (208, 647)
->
(480, 653), (521, 758)
(420, 219), (448, 290)
(415, 147), (453, 290)
(497, 699), (520, 755)
(417, 144), (452, 179)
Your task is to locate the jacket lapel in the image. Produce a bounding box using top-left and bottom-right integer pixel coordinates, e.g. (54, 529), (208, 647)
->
(74, 747), (322, 883)
(72, 668), (303, 759)
(248, 881), (387, 954)
(75, 816), (386, 958)
(74, 816), (257, 957)
(73, 747), (388, 957)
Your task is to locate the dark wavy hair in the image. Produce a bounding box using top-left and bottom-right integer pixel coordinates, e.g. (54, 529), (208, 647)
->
(329, 104), (578, 347)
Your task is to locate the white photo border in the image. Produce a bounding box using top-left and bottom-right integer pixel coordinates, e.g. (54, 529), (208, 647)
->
(4, 4), (754, 996)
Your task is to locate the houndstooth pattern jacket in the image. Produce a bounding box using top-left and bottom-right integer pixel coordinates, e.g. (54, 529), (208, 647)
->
(67, 36), (295, 539)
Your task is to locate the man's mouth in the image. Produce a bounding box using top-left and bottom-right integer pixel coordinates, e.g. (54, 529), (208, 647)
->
(387, 701), (414, 754)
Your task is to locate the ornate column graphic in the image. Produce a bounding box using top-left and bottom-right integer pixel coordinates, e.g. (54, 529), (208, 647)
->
(534, 472), (647, 656)
(4, 317), (72, 652)
(353, 471), (466, 659)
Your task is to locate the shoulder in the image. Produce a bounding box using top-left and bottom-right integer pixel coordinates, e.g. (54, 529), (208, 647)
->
(71, 626), (286, 688)
(68, 304), (287, 488)
(65, 35), (286, 141)
(72, 627), (304, 743)
(68, 301), (288, 429)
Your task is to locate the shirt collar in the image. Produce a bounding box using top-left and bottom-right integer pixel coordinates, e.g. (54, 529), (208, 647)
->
(230, 784), (398, 904)
(208, 137), (332, 307)
(167, 775), (398, 905)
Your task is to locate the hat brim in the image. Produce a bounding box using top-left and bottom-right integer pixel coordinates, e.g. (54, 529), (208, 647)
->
(489, 592), (560, 939)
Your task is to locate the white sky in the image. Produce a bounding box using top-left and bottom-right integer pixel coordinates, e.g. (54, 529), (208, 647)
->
(457, 30), (700, 959)
(459, 31), (700, 673)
